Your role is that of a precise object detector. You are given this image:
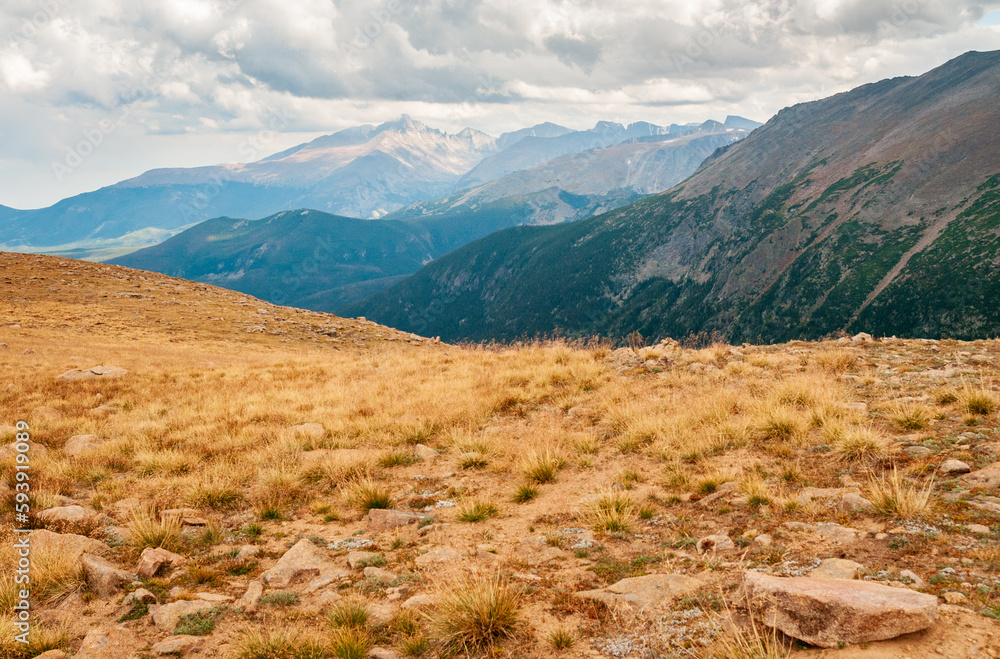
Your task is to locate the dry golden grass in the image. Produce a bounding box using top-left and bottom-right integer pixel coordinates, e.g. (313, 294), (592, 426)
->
(0, 543), (83, 613)
(865, 468), (934, 519)
(233, 624), (330, 659)
(428, 573), (524, 654)
(126, 507), (182, 551)
(833, 425), (894, 465)
(8, 255), (1000, 658)
(591, 491), (635, 532)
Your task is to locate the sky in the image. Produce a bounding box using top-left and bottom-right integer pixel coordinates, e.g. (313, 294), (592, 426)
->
(2, 0), (1000, 210)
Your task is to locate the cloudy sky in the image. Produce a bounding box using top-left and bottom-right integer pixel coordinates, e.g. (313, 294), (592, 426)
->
(2, 0), (1000, 209)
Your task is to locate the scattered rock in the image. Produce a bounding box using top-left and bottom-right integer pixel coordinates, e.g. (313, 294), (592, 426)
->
(82, 554), (137, 597)
(575, 573), (703, 611)
(939, 459), (971, 475)
(400, 593), (434, 610)
(796, 487), (874, 512)
(368, 647), (404, 659)
(29, 529), (104, 562)
(366, 508), (432, 533)
(56, 365), (128, 381)
(195, 592), (233, 602)
(414, 444), (438, 462)
(364, 566), (399, 582)
(32, 651), (68, 659)
(123, 588), (157, 605)
(31, 406), (63, 421)
(152, 599), (215, 631)
(236, 544), (261, 561)
(967, 523), (992, 535)
(347, 551), (379, 569)
(74, 625), (140, 659)
(942, 591), (969, 605)
(36, 505), (102, 527)
(753, 534), (773, 547)
(152, 635), (204, 655)
(967, 495), (1000, 514)
(261, 538), (346, 587)
(136, 547), (187, 578)
(963, 462), (1000, 489)
(905, 446), (932, 458)
(237, 581), (263, 612)
(290, 422), (325, 437)
(88, 403), (121, 418)
(899, 569), (925, 587)
(414, 546), (461, 566)
(160, 508), (209, 526)
(63, 434), (107, 456)
(742, 571), (940, 648)
(809, 558), (864, 580)
(696, 534), (735, 554)
(605, 348), (644, 371)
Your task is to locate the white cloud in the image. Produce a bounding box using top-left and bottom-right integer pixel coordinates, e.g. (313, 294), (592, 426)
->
(1, 0), (1000, 208)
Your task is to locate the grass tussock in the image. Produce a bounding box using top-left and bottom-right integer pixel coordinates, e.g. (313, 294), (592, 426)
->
(0, 617), (70, 659)
(960, 386), (998, 416)
(711, 617), (790, 659)
(833, 425), (893, 465)
(344, 480), (394, 512)
(455, 499), (500, 523)
(126, 507), (182, 551)
(511, 484), (538, 504)
(521, 448), (565, 484)
(429, 573), (524, 654)
(233, 625), (329, 659)
(328, 598), (371, 629)
(887, 403), (931, 431)
(329, 627), (373, 659)
(591, 491), (635, 533)
(865, 468), (933, 519)
(1, 545), (83, 613)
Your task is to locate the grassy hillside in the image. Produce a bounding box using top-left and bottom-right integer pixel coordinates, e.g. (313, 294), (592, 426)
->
(3, 253), (1000, 658)
(352, 51), (1000, 344)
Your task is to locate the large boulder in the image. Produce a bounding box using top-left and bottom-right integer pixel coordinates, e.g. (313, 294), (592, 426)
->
(574, 573), (703, 611)
(261, 538), (346, 587)
(809, 558), (864, 580)
(82, 554), (137, 597)
(741, 571), (940, 648)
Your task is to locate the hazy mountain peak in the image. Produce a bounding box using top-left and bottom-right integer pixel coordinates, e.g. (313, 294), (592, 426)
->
(375, 114), (437, 135)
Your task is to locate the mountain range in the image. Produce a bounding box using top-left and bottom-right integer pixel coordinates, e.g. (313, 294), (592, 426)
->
(349, 50), (1000, 343)
(110, 121), (749, 309)
(0, 115), (756, 260)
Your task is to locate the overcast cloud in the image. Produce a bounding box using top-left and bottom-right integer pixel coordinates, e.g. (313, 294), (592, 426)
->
(2, 0), (1000, 208)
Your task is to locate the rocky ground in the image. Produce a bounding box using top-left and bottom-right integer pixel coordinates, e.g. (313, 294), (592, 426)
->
(2, 253), (1000, 658)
